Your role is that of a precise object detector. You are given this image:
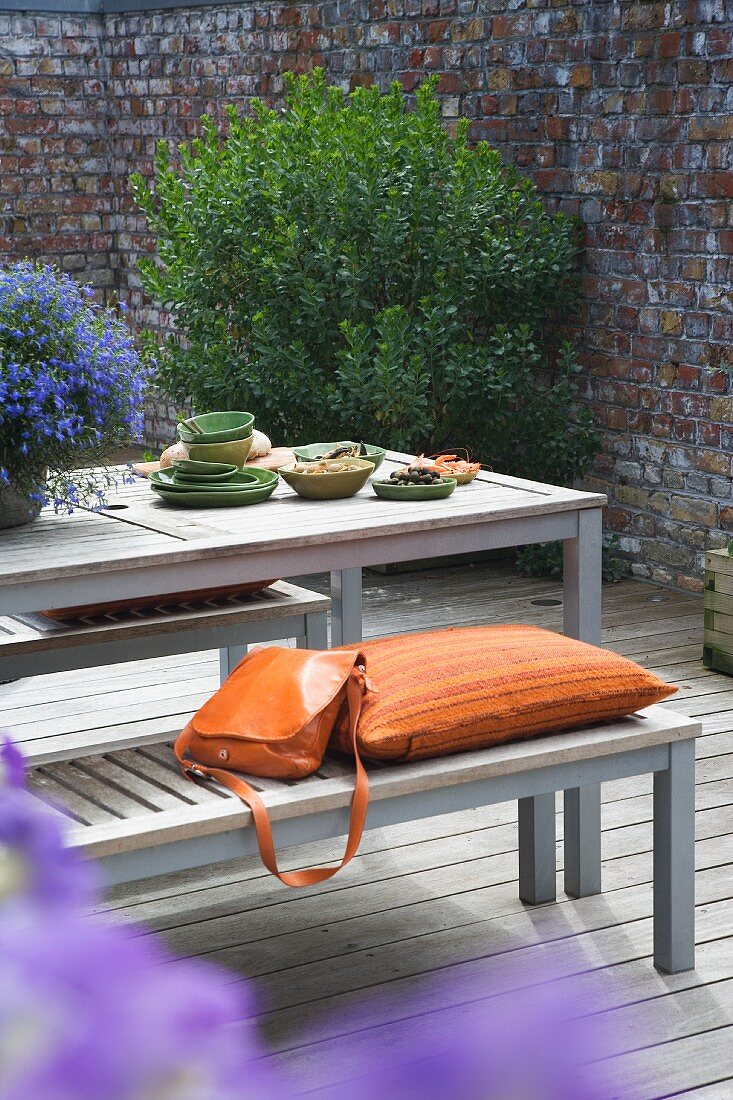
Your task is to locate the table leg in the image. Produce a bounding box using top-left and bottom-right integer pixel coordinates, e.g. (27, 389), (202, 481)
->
(219, 645), (247, 683)
(330, 568), (363, 646)
(564, 786), (602, 898)
(562, 507), (603, 897)
(518, 793), (557, 904)
(654, 738), (696, 973)
(301, 611), (329, 650)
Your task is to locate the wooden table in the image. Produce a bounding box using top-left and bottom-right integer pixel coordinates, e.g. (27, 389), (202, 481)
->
(0, 454), (606, 899)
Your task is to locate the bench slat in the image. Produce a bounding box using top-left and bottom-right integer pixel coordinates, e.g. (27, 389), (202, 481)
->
(26, 769), (119, 826)
(79, 755), (184, 813)
(46, 760), (152, 819)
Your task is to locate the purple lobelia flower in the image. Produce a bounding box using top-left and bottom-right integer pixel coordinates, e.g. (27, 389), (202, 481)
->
(0, 739), (287, 1100)
(0, 739), (24, 789)
(0, 260), (150, 511)
(0, 912), (283, 1100)
(0, 738), (625, 1099)
(314, 972), (621, 1100)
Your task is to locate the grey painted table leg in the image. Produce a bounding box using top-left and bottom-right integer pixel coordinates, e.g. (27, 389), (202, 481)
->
(562, 507), (603, 897)
(301, 611), (329, 650)
(330, 568), (363, 646)
(654, 738), (696, 973)
(219, 645), (247, 682)
(518, 792), (557, 904)
(564, 786), (602, 898)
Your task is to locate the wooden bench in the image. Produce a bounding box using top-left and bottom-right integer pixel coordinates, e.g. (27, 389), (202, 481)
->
(0, 580), (330, 686)
(23, 704), (700, 974)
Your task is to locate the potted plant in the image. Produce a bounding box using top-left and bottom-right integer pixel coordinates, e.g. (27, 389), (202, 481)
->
(0, 261), (148, 528)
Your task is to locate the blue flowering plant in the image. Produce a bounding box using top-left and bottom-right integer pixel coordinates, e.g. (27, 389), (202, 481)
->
(0, 261), (148, 515)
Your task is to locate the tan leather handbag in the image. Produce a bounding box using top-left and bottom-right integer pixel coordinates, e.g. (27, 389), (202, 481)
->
(174, 645), (372, 887)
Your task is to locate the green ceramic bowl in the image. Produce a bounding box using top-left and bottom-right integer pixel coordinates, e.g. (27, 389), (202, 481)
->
(181, 435), (253, 467)
(151, 468), (266, 494)
(171, 459), (239, 483)
(280, 458), (373, 500)
(177, 411), (255, 444)
(292, 441), (386, 471)
(372, 476), (457, 501)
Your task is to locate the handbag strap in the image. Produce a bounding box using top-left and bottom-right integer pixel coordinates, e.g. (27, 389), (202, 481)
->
(173, 670), (369, 887)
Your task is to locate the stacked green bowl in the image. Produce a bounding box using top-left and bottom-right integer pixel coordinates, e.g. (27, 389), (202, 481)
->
(177, 412), (255, 467)
(150, 458), (278, 508)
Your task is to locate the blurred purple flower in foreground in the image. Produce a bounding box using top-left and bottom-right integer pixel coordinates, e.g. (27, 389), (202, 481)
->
(0, 735), (622, 1099)
(0, 738), (284, 1100)
(0, 741), (96, 910)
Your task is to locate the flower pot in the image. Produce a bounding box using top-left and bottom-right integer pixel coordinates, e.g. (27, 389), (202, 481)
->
(0, 480), (42, 529)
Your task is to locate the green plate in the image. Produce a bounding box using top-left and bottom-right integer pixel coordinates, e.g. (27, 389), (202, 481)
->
(150, 479), (277, 508)
(372, 477), (457, 501)
(292, 441), (386, 470)
(171, 459), (238, 483)
(150, 468), (272, 494)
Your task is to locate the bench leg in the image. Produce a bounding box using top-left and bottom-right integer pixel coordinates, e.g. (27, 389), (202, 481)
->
(330, 568), (363, 646)
(563, 506), (603, 899)
(654, 738), (696, 973)
(219, 645), (248, 683)
(564, 785), (602, 897)
(518, 793), (557, 905)
(297, 611), (329, 651)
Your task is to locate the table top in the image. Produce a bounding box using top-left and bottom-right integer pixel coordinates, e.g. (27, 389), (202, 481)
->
(0, 454), (605, 591)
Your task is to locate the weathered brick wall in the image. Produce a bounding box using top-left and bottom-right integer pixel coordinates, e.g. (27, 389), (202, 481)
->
(0, 12), (116, 292)
(1, 0), (732, 589)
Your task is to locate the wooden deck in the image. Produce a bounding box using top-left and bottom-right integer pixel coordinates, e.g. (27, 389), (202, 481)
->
(3, 563), (732, 1097)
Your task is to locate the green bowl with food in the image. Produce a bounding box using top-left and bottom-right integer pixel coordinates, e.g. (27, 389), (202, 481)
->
(292, 441), (386, 471)
(177, 411), (255, 444)
(280, 457), (374, 500)
(372, 476), (457, 501)
(180, 435), (253, 467)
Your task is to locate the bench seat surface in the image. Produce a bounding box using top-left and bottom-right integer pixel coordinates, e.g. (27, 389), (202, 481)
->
(24, 705), (700, 862)
(0, 580), (330, 654)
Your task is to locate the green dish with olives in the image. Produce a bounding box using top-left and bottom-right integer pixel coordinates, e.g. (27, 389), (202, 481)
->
(372, 476), (456, 501)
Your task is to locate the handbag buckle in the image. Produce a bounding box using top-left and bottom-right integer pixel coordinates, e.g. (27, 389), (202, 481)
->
(184, 763), (205, 778)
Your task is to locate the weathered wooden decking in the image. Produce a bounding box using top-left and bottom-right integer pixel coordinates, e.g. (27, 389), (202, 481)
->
(2, 563), (732, 1097)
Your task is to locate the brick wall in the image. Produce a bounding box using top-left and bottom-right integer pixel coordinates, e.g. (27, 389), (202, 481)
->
(1, 0), (732, 589)
(0, 12), (116, 292)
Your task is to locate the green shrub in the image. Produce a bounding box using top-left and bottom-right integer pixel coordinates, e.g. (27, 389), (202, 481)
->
(515, 535), (629, 584)
(132, 71), (598, 484)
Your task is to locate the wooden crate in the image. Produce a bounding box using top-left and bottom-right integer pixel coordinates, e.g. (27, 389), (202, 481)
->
(703, 549), (733, 674)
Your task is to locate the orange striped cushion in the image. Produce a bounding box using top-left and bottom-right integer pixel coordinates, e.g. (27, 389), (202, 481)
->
(332, 625), (676, 762)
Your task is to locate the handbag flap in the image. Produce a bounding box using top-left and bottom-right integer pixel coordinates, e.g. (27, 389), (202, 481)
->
(192, 646), (364, 743)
